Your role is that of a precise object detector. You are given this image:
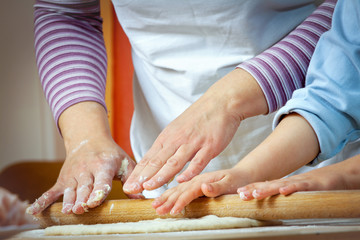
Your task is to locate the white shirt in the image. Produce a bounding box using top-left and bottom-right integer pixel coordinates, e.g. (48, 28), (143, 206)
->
(111, 0), (317, 197)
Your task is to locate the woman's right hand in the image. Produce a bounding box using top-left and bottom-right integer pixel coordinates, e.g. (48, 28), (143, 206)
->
(26, 102), (139, 215)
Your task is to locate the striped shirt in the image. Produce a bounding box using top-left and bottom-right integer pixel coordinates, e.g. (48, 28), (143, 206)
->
(34, 0), (336, 126)
(239, 0), (336, 113)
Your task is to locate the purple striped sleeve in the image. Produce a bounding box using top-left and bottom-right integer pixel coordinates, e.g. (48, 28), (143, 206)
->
(34, 0), (107, 127)
(238, 0), (337, 113)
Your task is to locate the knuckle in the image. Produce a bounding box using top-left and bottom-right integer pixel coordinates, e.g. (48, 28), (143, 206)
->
(78, 183), (92, 191)
(95, 171), (112, 181)
(148, 157), (164, 168)
(166, 157), (180, 168)
(138, 158), (149, 167)
(299, 181), (310, 190)
(190, 157), (208, 171)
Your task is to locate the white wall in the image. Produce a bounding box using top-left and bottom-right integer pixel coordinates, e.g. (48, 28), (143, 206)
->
(0, 0), (65, 171)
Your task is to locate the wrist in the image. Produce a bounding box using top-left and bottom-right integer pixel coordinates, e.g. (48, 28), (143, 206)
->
(207, 68), (268, 122)
(58, 101), (113, 153)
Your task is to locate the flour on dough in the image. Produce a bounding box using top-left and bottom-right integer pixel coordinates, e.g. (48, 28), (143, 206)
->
(45, 215), (273, 236)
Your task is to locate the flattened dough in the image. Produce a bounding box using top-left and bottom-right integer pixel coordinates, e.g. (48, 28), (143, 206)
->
(45, 215), (272, 235)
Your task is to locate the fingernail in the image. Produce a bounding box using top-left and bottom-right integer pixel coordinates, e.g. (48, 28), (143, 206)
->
(152, 200), (160, 207)
(123, 182), (130, 192)
(27, 201), (41, 215)
(74, 202), (89, 213)
(206, 184), (213, 192)
(62, 203), (73, 214)
(124, 183), (140, 193)
(144, 180), (155, 188)
(239, 191), (249, 200)
(252, 189), (260, 199)
(131, 183), (140, 191)
(139, 176), (148, 183)
(26, 206), (34, 215)
(89, 190), (105, 203)
(170, 209), (176, 215)
(170, 208), (183, 216)
(177, 175), (186, 182)
(81, 202), (89, 212)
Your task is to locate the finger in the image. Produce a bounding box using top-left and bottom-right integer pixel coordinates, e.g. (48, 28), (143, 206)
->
(122, 157), (151, 193)
(124, 146), (176, 194)
(251, 188), (280, 200)
(114, 157), (144, 199)
(151, 185), (178, 209)
(143, 144), (196, 190)
(87, 169), (113, 208)
(177, 147), (211, 183)
(158, 171), (225, 213)
(279, 183), (299, 195)
(120, 162), (145, 199)
(152, 196), (167, 209)
(250, 183), (279, 200)
(252, 179), (298, 199)
(154, 185), (196, 216)
(61, 178), (77, 214)
(201, 176), (236, 198)
(279, 181), (312, 195)
(116, 157), (135, 182)
(127, 193), (145, 199)
(168, 186), (204, 215)
(154, 192), (179, 216)
(122, 144), (162, 185)
(237, 180), (284, 201)
(154, 178), (205, 215)
(26, 185), (63, 215)
(62, 187), (76, 214)
(72, 173), (94, 214)
(237, 185), (256, 201)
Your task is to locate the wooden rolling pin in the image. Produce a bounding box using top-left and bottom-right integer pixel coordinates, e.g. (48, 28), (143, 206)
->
(35, 190), (360, 228)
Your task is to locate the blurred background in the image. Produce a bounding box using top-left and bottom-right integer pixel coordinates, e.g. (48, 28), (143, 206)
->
(0, 0), (133, 202)
(0, 0), (65, 172)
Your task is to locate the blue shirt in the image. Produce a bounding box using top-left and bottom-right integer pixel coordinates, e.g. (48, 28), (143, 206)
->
(273, 0), (360, 162)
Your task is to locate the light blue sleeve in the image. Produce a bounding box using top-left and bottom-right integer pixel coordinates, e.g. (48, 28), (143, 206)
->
(273, 0), (360, 163)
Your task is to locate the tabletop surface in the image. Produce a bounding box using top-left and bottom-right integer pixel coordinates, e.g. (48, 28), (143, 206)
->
(2, 219), (360, 240)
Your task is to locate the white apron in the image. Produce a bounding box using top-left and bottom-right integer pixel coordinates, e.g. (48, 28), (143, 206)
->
(111, 0), (337, 197)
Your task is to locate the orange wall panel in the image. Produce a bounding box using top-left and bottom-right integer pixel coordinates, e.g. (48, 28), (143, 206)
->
(112, 10), (134, 158)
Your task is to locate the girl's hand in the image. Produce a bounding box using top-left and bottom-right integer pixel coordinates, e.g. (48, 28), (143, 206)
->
(152, 168), (250, 215)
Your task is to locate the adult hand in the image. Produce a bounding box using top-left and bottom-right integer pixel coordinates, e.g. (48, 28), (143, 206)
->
(26, 102), (140, 215)
(123, 69), (268, 194)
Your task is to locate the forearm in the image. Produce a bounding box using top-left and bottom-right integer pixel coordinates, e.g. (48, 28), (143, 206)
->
(34, 0), (107, 129)
(234, 113), (319, 182)
(203, 68), (268, 123)
(273, 0), (360, 162)
(239, 0), (336, 113)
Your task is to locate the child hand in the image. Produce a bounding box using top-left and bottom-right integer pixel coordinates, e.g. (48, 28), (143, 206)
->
(237, 165), (345, 201)
(152, 168), (247, 215)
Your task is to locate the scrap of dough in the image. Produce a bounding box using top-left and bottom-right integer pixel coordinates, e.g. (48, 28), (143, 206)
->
(45, 215), (273, 235)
